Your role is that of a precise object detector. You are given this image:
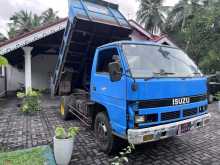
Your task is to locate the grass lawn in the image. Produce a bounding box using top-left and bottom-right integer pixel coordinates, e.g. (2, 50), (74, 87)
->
(0, 145), (56, 165)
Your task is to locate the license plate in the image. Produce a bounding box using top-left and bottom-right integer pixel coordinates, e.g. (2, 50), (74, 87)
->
(180, 122), (191, 134)
(143, 134), (154, 142)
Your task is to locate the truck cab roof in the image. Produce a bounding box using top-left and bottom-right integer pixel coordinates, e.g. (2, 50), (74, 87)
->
(98, 40), (176, 49)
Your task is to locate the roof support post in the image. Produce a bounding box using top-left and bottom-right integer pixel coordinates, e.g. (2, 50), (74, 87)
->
(23, 47), (33, 94)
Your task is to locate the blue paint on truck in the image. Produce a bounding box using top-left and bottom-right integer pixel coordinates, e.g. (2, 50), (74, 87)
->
(53, 0), (210, 154)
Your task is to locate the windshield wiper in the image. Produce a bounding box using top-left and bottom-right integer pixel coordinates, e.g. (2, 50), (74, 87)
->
(192, 71), (201, 75)
(153, 70), (175, 76)
(144, 70), (175, 81)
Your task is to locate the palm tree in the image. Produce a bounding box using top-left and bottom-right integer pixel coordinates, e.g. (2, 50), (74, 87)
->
(136, 0), (170, 34)
(166, 0), (203, 31)
(41, 8), (59, 24)
(9, 10), (33, 32)
(7, 8), (59, 38)
(32, 14), (42, 27)
(7, 26), (17, 39)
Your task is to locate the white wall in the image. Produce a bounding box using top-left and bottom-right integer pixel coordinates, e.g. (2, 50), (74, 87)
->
(7, 64), (25, 91)
(4, 54), (58, 92)
(31, 54), (58, 90)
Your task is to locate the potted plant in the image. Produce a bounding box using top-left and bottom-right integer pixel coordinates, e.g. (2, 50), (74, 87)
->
(54, 126), (79, 165)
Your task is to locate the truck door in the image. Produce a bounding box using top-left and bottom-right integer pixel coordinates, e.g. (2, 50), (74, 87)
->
(91, 47), (127, 136)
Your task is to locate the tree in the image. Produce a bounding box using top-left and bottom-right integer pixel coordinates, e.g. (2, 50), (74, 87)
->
(41, 8), (59, 24)
(166, 0), (203, 31)
(136, 0), (170, 34)
(7, 8), (59, 39)
(9, 10), (34, 33)
(199, 50), (220, 74)
(166, 0), (220, 73)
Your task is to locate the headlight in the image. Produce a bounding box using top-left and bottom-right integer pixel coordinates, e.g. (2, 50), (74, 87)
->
(135, 116), (145, 123)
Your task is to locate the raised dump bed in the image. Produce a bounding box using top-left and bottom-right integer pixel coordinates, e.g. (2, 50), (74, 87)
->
(52, 0), (132, 95)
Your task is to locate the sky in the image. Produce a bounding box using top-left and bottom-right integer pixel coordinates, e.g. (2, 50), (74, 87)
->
(0, 0), (179, 36)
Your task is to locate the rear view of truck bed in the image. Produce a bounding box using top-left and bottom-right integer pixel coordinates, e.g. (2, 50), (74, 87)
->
(52, 0), (132, 96)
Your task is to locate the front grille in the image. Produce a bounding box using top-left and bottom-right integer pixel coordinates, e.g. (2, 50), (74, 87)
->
(161, 111), (180, 121)
(183, 108), (198, 117)
(145, 114), (158, 123)
(138, 94), (207, 109)
(199, 105), (208, 113)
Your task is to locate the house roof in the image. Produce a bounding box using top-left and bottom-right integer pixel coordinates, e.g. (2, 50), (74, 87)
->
(129, 20), (177, 47)
(0, 18), (67, 55)
(128, 20), (153, 40)
(0, 17), (177, 56)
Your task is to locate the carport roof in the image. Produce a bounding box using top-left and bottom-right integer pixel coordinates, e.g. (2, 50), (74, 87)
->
(0, 18), (68, 55)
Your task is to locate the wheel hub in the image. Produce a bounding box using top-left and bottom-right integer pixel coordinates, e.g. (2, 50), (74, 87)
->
(97, 121), (108, 144)
(60, 102), (64, 116)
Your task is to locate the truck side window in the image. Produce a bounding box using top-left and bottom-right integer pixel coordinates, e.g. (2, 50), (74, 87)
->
(96, 48), (121, 74)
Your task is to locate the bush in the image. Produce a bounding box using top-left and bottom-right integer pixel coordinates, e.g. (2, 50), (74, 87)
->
(17, 89), (41, 113)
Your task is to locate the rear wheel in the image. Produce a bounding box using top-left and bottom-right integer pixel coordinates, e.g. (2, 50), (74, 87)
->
(59, 96), (71, 120)
(94, 112), (117, 154)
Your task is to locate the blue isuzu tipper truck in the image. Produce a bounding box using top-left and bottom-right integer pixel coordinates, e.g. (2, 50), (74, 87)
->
(52, 0), (210, 153)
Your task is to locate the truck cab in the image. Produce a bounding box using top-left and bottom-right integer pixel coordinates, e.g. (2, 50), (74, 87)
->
(53, 0), (210, 154)
(88, 41), (210, 152)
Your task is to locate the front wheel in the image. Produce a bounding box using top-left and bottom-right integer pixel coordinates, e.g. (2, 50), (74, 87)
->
(94, 112), (117, 154)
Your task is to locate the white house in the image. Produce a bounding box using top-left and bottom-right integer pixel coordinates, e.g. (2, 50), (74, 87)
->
(0, 18), (176, 97)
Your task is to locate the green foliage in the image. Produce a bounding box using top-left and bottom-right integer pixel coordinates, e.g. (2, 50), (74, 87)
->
(164, 0), (220, 73)
(55, 126), (79, 139)
(199, 50), (220, 74)
(41, 8), (59, 24)
(67, 127), (80, 138)
(111, 144), (135, 165)
(0, 146), (53, 165)
(55, 127), (66, 139)
(7, 8), (59, 39)
(136, 0), (171, 34)
(166, 0), (203, 32)
(0, 56), (8, 66)
(214, 92), (220, 101)
(17, 89), (41, 113)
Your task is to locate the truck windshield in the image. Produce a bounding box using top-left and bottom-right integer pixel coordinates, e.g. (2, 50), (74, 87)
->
(122, 44), (202, 78)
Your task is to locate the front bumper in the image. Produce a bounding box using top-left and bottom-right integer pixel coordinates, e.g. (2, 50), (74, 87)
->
(128, 113), (210, 144)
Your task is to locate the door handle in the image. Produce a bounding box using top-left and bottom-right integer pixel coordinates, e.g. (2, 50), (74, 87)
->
(92, 86), (96, 91)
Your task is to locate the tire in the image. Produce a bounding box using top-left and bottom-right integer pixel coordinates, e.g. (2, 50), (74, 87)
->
(94, 112), (117, 154)
(59, 96), (71, 120)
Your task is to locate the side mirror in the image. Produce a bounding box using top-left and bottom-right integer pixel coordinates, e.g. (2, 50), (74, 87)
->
(108, 62), (122, 82)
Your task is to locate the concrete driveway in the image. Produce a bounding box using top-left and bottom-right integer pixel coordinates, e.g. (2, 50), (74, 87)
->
(0, 96), (219, 165)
